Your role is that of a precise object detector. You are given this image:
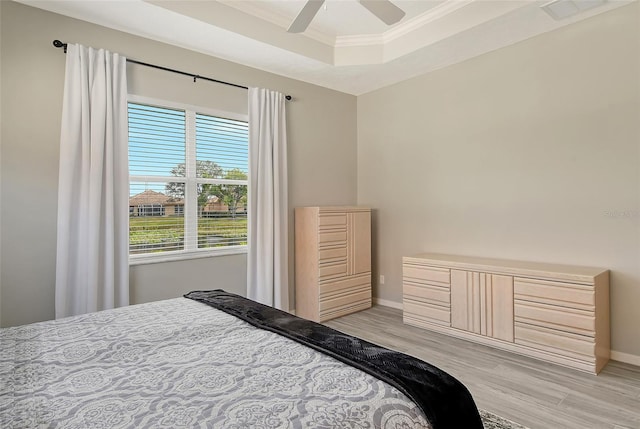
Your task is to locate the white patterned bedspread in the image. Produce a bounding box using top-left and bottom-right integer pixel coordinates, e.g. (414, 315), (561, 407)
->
(0, 298), (430, 428)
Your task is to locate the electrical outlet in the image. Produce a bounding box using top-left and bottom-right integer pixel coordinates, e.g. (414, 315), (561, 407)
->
(379, 275), (385, 285)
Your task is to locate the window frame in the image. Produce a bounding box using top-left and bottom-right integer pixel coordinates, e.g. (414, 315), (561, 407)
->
(128, 94), (249, 265)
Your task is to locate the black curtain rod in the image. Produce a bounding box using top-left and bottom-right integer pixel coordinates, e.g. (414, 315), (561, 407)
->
(53, 40), (292, 101)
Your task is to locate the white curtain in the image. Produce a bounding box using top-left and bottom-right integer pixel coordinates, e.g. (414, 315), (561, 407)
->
(247, 88), (289, 310)
(55, 44), (129, 318)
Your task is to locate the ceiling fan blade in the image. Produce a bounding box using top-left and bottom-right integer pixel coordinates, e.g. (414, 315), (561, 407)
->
(358, 0), (406, 25)
(288, 0), (326, 33)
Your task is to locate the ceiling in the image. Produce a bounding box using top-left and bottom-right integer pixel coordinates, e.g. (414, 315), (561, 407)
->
(19, 0), (633, 95)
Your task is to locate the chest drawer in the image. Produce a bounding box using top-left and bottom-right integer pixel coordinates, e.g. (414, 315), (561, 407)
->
(319, 262), (347, 279)
(403, 281), (450, 305)
(514, 278), (594, 311)
(320, 274), (370, 296)
(404, 265), (450, 286)
(515, 300), (595, 336)
(319, 213), (347, 228)
(319, 246), (347, 262)
(515, 322), (595, 360)
(319, 231), (347, 246)
(404, 300), (451, 326)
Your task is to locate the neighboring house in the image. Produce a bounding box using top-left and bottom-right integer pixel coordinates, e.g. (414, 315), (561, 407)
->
(201, 195), (246, 217)
(202, 195), (245, 213)
(129, 189), (184, 217)
(129, 190), (244, 217)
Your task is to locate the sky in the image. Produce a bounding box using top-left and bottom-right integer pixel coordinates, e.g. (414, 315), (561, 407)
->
(128, 102), (248, 197)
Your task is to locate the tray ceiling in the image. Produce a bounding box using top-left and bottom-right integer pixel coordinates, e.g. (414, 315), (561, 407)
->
(18, 0), (632, 95)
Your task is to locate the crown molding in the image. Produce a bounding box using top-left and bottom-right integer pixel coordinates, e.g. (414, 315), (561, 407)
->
(218, 0), (335, 46)
(382, 0), (474, 43)
(335, 0), (474, 49)
(335, 33), (384, 48)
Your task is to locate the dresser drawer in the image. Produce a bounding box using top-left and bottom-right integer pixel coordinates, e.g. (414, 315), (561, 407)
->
(319, 231), (347, 246)
(514, 300), (596, 337)
(319, 246), (347, 262)
(319, 289), (371, 313)
(515, 300), (595, 336)
(514, 278), (594, 310)
(403, 300), (450, 325)
(319, 262), (347, 279)
(319, 213), (347, 228)
(403, 281), (450, 305)
(403, 265), (450, 286)
(320, 274), (371, 297)
(515, 322), (595, 359)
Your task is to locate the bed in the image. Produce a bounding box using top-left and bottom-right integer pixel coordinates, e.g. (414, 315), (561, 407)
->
(0, 290), (483, 428)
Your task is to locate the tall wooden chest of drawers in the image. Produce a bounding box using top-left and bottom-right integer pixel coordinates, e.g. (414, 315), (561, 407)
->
(295, 207), (371, 322)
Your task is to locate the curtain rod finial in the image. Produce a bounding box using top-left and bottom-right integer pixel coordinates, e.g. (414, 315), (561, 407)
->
(53, 39), (68, 53)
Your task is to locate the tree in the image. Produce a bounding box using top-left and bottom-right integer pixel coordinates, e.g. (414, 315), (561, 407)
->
(165, 161), (223, 210)
(166, 162), (247, 217)
(218, 169), (248, 218)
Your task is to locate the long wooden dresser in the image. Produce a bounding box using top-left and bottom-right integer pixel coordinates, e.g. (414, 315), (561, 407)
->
(402, 253), (610, 374)
(295, 206), (371, 322)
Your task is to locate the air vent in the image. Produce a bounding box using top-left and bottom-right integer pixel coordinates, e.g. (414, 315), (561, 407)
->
(541, 0), (607, 20)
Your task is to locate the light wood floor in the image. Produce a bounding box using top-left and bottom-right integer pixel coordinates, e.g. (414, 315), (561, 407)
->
(324, 305), (640, 429)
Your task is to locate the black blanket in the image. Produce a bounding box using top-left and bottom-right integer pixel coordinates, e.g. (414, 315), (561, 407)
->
(184, 289), (483, 429)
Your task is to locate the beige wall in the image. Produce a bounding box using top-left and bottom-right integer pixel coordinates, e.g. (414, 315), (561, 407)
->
(358, 4), (640, 357)
(0, 1), (357, 327)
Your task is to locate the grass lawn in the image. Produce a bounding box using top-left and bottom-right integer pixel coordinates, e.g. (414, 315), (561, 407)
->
(130, 215), (247, 253)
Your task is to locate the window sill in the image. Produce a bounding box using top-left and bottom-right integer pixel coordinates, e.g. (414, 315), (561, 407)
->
(129, 246), (247, 266)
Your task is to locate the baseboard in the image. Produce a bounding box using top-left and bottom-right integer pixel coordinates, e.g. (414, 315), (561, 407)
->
(610, 350), (640, 367)
(373, 297), (403, 310)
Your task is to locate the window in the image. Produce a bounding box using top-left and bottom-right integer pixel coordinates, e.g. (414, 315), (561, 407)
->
(173, 204), (185, 216)
(137, 204), (165, 217)
(128, 98), (248, 260)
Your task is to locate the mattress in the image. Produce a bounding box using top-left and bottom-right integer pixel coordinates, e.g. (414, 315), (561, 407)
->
(0, 290), (482, 428)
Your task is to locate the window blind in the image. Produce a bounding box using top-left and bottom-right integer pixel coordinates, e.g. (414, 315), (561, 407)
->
(128, 103), (185, 177)
(195, 114), (248, 248)
(128, 101), (248, 257)
(196, 114), (248, 177)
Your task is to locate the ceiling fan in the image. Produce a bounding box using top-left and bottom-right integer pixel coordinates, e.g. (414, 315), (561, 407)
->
(288, 0), (406, 33)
